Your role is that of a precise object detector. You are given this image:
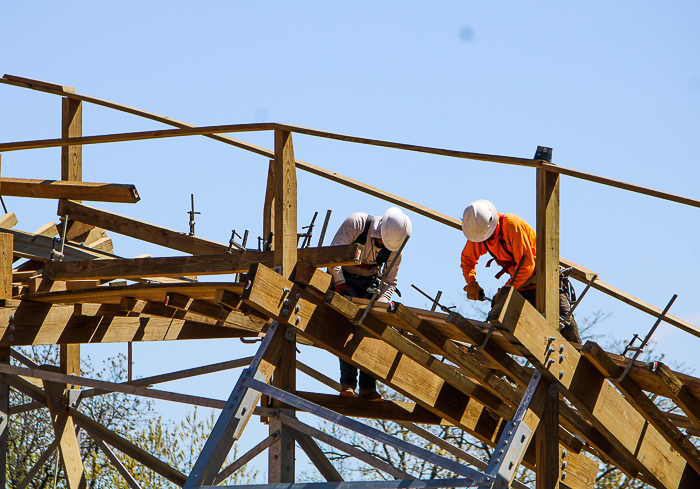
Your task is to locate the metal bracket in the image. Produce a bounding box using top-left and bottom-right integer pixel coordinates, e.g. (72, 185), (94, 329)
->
(297, 211), (318, 248)
(613, 293), (678, 383)
(187, 193), (201, 236)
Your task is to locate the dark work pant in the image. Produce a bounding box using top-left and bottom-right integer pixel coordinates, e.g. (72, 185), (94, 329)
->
(338, 271), (378, 391)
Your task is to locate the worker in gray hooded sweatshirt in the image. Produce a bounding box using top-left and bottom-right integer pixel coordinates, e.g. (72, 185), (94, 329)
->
(328, 207), (412, 400)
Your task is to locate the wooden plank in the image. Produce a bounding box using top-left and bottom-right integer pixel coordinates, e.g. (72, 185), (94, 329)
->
(581, 342), (700, 475)
(273, 129), (297, 279)
(214, 434), (280, 485)
(263, 159), (275, 250)
(22, 281), (246, 304)
(91, 436), (143, 489)
(536, 384), (560, 489)
(6, 227), (104, 263)
(42, 244), (363, 281)
(3, 74), (76, 93)
(292, 262), (332, 295)
(0, 304), (258, 346)
(387, 301), (522, 408)
(43, 380), (86, 489)
(325, 294), (515, 421)
(0, 122), (275, 153)
(34, 222), (58, 237)
(0, 234), (12, 299)
(490, 286), (700, 489)
(0, 347), (8, 487)
(536, 163), (560, 327)
(0, 178), (140, 203)
(0, 213), (18, 230)
(651, 362), (700, 430)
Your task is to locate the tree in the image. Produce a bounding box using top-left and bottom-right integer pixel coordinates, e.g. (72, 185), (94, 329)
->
(7, 346), (258, 489)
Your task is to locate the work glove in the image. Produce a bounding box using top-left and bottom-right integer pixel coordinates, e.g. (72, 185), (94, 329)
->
(334, 283), (350, 297)
(464, 281), (486, 301)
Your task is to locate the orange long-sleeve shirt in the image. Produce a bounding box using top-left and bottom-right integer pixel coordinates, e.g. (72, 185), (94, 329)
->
(460, 213), (537, 290)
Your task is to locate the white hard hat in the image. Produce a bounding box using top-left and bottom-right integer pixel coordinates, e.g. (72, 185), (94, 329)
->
(380, 207), (412, 251)
(462, 199), (498, 242)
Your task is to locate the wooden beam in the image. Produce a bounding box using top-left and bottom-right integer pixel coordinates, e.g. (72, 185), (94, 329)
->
(581, 342), (700, 474)
(57, 199), (231, 255)
(490, 287), (700, 489)
(536, 384), (561, 489)
(0, 213), (18, 230)
(0, 178), (140, 203)
(0, 348), (8, 488)
(213, 434), (280, 485)
(43, 379), (86, 489)
(536, 155), (560, 327)
(42, 244), (363, 281)
(6, 227), (104, 263)
(651, 362), (700, 430)
(289, 428), (343, 482)
(263, 159), (275, 250)
(0, 122), (275, 153)
(0, 233), (12, 299)
(273, 129), (297, 279)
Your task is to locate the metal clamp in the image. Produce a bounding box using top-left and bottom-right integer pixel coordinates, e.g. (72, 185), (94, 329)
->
(613, 293), (678, 383)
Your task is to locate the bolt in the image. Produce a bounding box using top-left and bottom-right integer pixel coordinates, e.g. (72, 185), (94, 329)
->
(503, 440), (509, 446)
(547, 347), (555, 354)
(273, 454), (279, 460)
(559, 371), (564, 379)
(283, 288), (290, 294)
(521, 434), (527, 443)
(9, 315), (14, 321)
(232, 396), (238, 401)
(561, 449), (568, 457)
(287, 444), (292, 449)
(296, 294), (301, 300)
(282, 309), (290, 316)
(507, 430), (512, 437)
(501, 481), (506, 486)
(286, 466), (291, 472)
(499, 449), (504, 455)
(548, 336), (556, 343)
(294, 305), (300, 313)
(562, 461), (568, 469)
(559, 345), (565, 353)
(237, 387), (242, 392)
(8, 335), (13, 342)
(547, 359), (554, 367)
(561, 472), (567, 480)
(283, 299), (291, 306)
(508, 461), (514, 470)
(559, 354), (565, 363)
(295, 317), (301, 325)
(9, 324), (15, 331)
(495, 458), (501, 464)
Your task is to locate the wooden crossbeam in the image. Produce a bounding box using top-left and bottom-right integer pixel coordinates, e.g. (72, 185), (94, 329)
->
(22, 281), (246, 304)
(7, 228), (104, 263)
(490, 286), (700, 489)
(42, 243), (363, 281)
(650, 362), (700, 431)
(0, 178), (139, 203)
(0, 303), (257, 346)
(581, 342), (700, 472)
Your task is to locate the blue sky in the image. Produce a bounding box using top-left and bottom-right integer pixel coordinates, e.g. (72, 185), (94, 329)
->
(2, 0), (700, 479)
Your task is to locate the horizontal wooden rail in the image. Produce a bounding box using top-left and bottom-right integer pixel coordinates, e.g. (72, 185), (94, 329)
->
(1, 177), (139, 203)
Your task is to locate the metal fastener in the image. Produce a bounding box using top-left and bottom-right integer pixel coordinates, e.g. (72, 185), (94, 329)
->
(559, 354), (565, 363)
(232, 396), (238, 401)
(296, 294), (301, 300)
(282, 309), (290, 316)
(294, 305), (300, 313)
(283, 288), (290, 294)
(283, 299), (291, 306)
(547, 347), (555, 354)
(561, 472), (567, 480)
(547, 359), (555, 367)
(548, 336), (556, 343)
(8, 335), (13, 342)
(562, 461), (568, 469)
(9, 324), (15, 331)
(521, 434), (527, 443)
(559, 345), (565, 353)
(295, 317), (301, 325)
(561, 449), (568, 457)
(559, 371), (564, 379)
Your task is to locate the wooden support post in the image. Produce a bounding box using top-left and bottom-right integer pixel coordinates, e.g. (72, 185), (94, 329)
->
(536, 384), (560, 489)
(0, 347), (8, 488)
(535, 146), (560, 328)
(270, 129), (298, 483)
(273, 130), (297, 279)
(61, 96), (82, 390)
(43, 380), (86, 489)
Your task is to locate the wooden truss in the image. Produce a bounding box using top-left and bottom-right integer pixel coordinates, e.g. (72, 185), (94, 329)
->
(0, 74), (699, 489)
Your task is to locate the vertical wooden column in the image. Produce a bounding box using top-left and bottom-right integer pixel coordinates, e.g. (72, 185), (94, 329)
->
(534, 146), (561, 487)
(536, 390), (560, 489)
(535, 146), (560, 329)
(0, 232), (11, 487)
(60, 97), (82, 378)
(269, 130), (297, 483)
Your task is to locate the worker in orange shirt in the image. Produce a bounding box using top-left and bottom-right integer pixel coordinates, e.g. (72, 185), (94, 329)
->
(460, 199), (581, 343)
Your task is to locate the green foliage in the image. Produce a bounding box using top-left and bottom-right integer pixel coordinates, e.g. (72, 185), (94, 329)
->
(7, 346), (258, 489)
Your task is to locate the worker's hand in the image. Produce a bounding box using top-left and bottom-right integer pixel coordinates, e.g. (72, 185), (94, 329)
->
(334, 283), (350, 297)
(464, 281), (486, 301)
